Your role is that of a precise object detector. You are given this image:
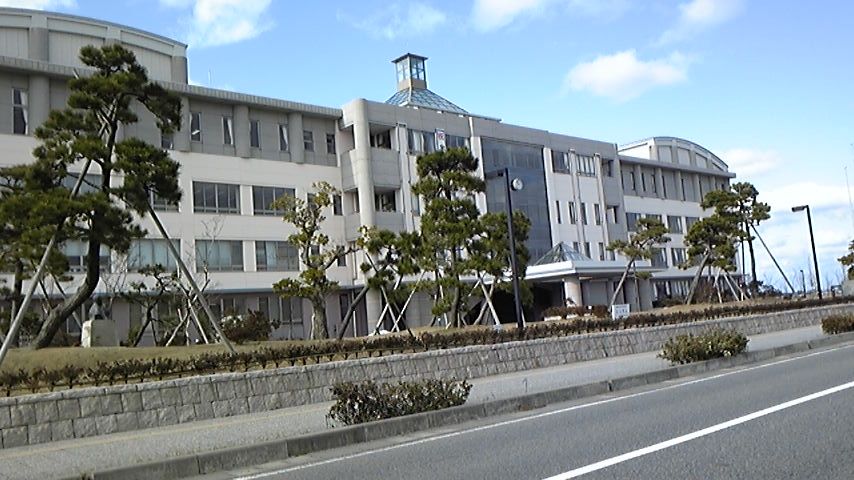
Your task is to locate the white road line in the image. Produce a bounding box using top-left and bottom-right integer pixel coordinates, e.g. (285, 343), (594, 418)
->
(232, 344), (853, 480)
(542, 378), (854, 479)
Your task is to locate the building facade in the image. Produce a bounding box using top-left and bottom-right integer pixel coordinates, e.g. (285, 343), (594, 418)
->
(0, 9), (736, 342)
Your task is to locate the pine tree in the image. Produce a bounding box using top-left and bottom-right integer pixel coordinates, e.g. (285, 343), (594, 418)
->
(21, 44), (181, 348)
(606, 218), (670, 308)
(731, 182), (770, 293)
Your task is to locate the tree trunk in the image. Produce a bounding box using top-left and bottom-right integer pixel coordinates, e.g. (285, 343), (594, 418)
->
(6, 260), (24, 345)
(608, 258), (635, 308)
(31, 239), (102, 349)
(685, 253), (710, 305)
(335, 285), (369, 340)
(448, 283), (461, 328)
(133, 306), (156, 347)
(309, 297), (328, 340)
(747, 233), (758, 294)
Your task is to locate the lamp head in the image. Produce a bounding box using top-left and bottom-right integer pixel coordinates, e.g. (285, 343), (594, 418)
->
(791, 205), (808, 212)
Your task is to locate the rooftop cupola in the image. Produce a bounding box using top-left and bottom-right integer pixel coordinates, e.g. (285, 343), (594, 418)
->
(393, 53), (428, 91)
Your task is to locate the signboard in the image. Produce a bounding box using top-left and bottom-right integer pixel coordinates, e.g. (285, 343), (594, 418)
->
(435, 129), (446, 150)
(611, 304), (630, 320)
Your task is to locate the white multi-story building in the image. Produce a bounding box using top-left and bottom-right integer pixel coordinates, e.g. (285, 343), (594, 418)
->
(0, 9), (736, 341)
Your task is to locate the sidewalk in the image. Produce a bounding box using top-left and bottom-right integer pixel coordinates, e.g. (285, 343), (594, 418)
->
(0, 325), (829, 480)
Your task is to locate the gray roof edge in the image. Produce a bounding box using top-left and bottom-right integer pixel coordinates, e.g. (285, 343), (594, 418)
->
(0, 7), (187, 49)
(0, 55), (342, 118)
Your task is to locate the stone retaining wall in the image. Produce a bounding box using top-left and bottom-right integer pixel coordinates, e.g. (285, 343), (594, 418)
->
(1, 303), (851, 448)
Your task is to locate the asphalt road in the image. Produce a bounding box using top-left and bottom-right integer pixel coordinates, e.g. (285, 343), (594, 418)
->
(208, 342), (854, 480)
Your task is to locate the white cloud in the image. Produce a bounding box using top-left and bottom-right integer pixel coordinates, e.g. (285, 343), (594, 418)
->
(160, 0), (273, 48)
(563, 49), (689, 102)
(0, 0), (75, 8)
(719, 148), (783, 178)
(760, 181), (851, 214)
(341, 2), (447, 40)
(657, 0), (743, 45)
(471, 0), (628, 32)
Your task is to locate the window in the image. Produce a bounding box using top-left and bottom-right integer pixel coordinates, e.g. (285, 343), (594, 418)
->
(258, 295), (303, 335)
(577, 155), (596, 176)
(337, 254), (347, 267)
(651, 248), (668, 268)
(374, 191), (396, 212)
(607, 248), (615, 261)
(160, 132), (174, 150)
(332, 194), (343, 216)
(667, 215), (683, 234)
(606, 205), (619, 224)
(602, 159), (614, 177)
(63, 173), (102, 195)
(63, 240), (111, 273)
(303, 130), (314, 152)
(12, 88), (27, 135)
(190, 112), (202, 142)
(252, 186), (294, 216)
(310, 245), (320, 258)
(648, 173), (657, 193)
(598, 242), (605, 261)
(628, 171), (637, 190)
(583, 242), (591, 258)
(552, 151), (570, 173)
(128, 239), (179, 271)
(250, 120), (261, 148)
(671, 248), (687, 266)
(370, 130), (392, 149)
(255, 241), (298, 271)
(193, 182), (240, 214)
(626, 212), (641, 232)
(555, 201), (562, 224)
(326, 133), (336, 154)
(407, 129), (437, 153)
(594, 204), (602, 225)
(411, 193), (421, 215)
(680, 178), (687, 201)
(195, 240), (243, 271)
(685, 216), (700, 231)
(446, 134), (470, 150)
(278, 124), (289, 151)
(572, 241), (580, 253)
(568, 201), (577, 224)
(222, 116), (234, 145)
(150, 190), (178, 212)
(580, 202), (588, 225)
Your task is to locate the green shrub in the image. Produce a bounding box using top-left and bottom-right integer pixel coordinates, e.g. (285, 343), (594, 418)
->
(327, 378), (472, 426)
(821, 314), (854, 334)
(659, 329), (748, 364)
(221, 310), (276, 344)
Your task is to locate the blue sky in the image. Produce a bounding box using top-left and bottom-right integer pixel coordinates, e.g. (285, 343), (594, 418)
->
(11, 0), (854, 291)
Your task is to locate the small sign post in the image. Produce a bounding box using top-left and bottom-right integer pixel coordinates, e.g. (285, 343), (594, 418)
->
(611, 304), (630, 320)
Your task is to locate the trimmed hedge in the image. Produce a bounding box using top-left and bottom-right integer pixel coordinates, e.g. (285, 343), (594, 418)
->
(327, 379), (472, 426)
(0, 296), (850, 396)
(659, 329), (749, 364)
(821, 314), (854, 334)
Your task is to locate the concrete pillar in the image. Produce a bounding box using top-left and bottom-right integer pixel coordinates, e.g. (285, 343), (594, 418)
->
(624, 279), (638, 312)
(351, 100), (380, 323)
(171, 56), (188, 84)
(634, 164), (643, 195)
(28, 75), (50, 130)
(28, 27), (49, 62)
(563, 277), (583, 306)
(287, 112), (304, 164)
(174, 97), (190, 152)
(693, 173), (702, 203)
(655, 167), (664, 199)
(639, 277), (654, 311)
(234, 104), (250, 158)
(675, 170), (684, 201)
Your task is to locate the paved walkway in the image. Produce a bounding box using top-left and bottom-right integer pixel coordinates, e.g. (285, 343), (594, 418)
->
(0, 325), (827, 480)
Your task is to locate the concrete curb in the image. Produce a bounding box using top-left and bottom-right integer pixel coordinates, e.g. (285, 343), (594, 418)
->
(77, 330), (854, 480)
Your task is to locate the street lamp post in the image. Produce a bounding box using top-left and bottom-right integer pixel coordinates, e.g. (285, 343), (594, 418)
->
(486, 168), (525, 334)
(792, 205), (822, 299)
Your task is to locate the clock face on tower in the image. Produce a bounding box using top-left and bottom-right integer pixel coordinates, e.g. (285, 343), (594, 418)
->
(511, 178), (524, 191)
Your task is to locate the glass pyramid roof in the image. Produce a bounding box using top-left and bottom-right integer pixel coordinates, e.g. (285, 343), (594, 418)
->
(533, 242), (592, 266)
(386, 88), (468, 115)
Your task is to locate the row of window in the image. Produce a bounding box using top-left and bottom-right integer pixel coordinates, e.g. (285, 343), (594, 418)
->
(554, 201), (619, 226)
(552, 151), (613, 177)
(62, 238), (347, 274)
(626, 212), (699, 234)
(190, 182), (343, 216)
(649, 247), (688, 269)
(570, 241), (616, 261)
(185, 112), (336, 154)
(623, 168), (729, 201)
